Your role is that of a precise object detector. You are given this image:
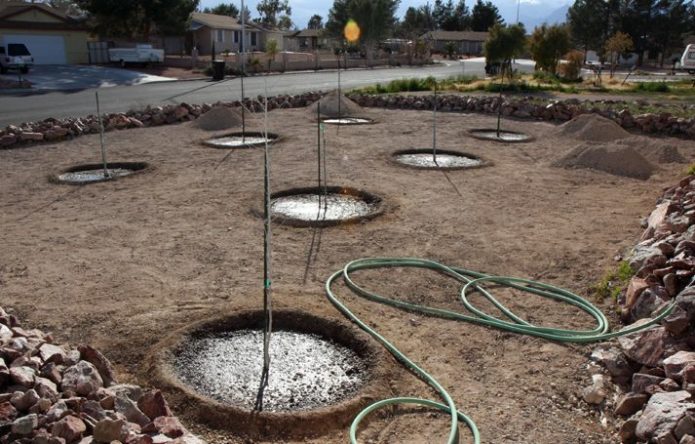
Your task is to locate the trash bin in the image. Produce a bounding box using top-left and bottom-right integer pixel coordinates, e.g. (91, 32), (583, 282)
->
(212, 60), (225, 81)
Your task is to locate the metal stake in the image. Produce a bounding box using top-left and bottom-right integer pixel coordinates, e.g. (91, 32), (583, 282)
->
(95, 91), (109, 178)
(433, 82), (438, 165)
(241, 0), (246, 144)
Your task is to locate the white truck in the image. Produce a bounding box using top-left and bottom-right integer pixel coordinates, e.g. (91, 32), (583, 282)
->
(108, 44), (164, 67)
(679, 44), (695, 74)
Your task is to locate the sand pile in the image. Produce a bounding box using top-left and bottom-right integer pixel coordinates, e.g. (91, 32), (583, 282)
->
(557, 114), (631, 142)
(308, 90), (366, 119)
(617, 137), (686, 165)
(193, 106), (242, 131)
(553, 143), (657, 180)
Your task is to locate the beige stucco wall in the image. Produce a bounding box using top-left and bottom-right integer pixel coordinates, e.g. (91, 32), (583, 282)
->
(0, 29), (89, 64)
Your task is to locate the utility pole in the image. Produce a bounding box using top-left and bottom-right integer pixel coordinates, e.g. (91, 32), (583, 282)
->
(516, 0), (521, 25)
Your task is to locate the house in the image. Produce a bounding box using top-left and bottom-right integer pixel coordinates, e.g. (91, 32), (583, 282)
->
(289, 29), (323, 51)
(421, 30), (489, 56)
(0, 1), (90, 64)
(189, 12), (273, 55)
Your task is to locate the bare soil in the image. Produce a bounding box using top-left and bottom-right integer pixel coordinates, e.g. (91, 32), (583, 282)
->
(1, 108), (694, 444)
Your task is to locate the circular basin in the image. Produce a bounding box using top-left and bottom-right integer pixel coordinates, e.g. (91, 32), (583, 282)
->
(203, 132), (279, 149)
(150, 309), (391, 438)
(268, 186), (384, 227)
(51, 162), (150, 185)
(392, 149), (488, 170)
(321, 117), (374, 125)
(468, 129), (533, 143)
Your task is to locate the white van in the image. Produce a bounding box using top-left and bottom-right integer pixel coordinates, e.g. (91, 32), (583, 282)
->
(680, 44), (695, 74)
(0, 43), (33, 74)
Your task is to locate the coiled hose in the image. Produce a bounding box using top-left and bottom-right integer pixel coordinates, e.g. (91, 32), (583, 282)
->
(325, 257), (677, 444)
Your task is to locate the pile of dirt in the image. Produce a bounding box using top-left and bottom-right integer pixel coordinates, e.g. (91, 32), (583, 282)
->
(617, 137), (687, 165)
(192, 106), (242, 131)
(307, 90), (365, 119)
(557, 114), (631, 142)
(553, 143), (657, 180)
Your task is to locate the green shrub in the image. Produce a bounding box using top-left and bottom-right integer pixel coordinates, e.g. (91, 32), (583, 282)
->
(687, 164), (695, 176)
(593, 261), (635, 301)
(634, 82), (670, 93)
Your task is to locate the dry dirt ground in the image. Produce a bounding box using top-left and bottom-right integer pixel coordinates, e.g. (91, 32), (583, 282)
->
(1, 108), (694, 444)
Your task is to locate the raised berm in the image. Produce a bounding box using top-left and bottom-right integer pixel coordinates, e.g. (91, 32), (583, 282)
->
(150, 309), (390, 439)
(308, 90), (375, 125)
(392, 149), (489, 170)
(51, 162), (150, 185)
(268, 186), (384, 227)
(192, 105), (242, 131)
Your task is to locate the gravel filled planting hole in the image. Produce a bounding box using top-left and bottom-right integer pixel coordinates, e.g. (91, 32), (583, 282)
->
(267, 186), (384, 227)
(392, 149), (488, 170)
(203, 132), (279, 149)
(152, 310), (390, 439)
(51, 162), (150, 185)
(320, 117), (374, 125)
(469, 129), (534, 143)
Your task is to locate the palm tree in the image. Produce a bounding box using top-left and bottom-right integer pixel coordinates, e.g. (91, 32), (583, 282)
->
(266, 38), (279, 73)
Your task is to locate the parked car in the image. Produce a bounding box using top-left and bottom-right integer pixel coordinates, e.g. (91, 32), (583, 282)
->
(0, 43), (33, 74)
(108, 44), (164, 67)
(679, 44), (695, 74)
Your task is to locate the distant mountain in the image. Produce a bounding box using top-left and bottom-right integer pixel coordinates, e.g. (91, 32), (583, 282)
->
(510, 1), (571, 30)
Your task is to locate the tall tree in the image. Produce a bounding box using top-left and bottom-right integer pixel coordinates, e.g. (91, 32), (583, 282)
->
(471, 0), (502, 32)
(307, 14), (323, 29)
(326, 0), (400, 44)
(567, 0), (610, 60)
(484, 22), (526, 79)
(434, 0), (470, 31)
(277, 14), (293, 30)
(202, 3), (239, 17)
(77, 0), (199, 38)
(398, 3), (435, 37)
(256, 0), (291, 27)
(529, 24), (571, 73)
(604, 31), (634, 76)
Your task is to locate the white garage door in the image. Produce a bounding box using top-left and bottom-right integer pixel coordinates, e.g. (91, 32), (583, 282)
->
(4, 35), (66, 64)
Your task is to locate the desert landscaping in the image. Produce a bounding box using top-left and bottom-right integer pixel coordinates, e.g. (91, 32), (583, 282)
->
(1, 93), (695, 444)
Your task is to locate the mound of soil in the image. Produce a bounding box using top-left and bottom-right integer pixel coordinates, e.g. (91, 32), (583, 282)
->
(553, 143), (657, 180)
(618, 137), (686, 165)
(307, 90), (365, 119)
(558, 114), (631, 142)
(193, 106), (242, 131)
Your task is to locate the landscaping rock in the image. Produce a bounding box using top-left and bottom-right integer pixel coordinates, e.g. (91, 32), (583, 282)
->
(636, 391), (695, 441)
(61, 361), (103, 396)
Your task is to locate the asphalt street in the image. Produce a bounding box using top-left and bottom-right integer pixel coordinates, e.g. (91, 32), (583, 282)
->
(0, 58), (535, 127)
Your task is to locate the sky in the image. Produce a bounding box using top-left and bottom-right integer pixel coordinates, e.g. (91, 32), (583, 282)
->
(197, 0), (571, 31)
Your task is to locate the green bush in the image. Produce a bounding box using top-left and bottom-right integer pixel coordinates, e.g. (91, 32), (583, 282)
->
(634, 82), (670, 92)
(593, 261), (635, 301)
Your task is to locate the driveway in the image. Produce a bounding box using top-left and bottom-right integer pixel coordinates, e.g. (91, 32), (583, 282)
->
(0, 65), (175, 91)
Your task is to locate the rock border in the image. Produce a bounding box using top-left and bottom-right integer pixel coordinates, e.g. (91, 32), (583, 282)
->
(467, 128), (535, 143)
(2, 92), (693, 151)
(0, 306), (206, 444)
(587, 175), (695, 444)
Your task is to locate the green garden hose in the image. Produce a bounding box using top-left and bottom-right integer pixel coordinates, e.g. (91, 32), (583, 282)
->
(324, 257), (677, 444)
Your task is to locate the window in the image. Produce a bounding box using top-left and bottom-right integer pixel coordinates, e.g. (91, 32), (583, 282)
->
(233, 31), (239, 44)
(0, 47), (4, 55)
(689, 52), (695, 60)
(8, 44), (30, 56)
(251, 32), (257, 46)
(216, 29), (224, 42)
